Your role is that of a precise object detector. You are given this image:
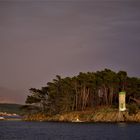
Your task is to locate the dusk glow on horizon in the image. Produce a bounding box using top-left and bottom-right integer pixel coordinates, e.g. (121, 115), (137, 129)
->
(0, 0), (140, 103)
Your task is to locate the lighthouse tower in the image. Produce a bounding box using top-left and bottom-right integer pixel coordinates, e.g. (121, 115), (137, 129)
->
(119, 91), (126, 111)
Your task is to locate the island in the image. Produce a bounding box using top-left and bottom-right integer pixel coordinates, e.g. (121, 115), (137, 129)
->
(3, 69), (140, 122)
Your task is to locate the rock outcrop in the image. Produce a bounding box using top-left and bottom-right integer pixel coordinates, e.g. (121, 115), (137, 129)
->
(24, 107), (140, 122)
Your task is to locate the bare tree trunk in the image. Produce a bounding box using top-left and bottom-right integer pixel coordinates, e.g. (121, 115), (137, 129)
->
(109, 87), (113, 105)
(84, 88), (90, 109)
(82, 85), (86, 110)
(103, 85), (108, 105)
(74, 82), (78, 111)
(72, 95), (75, 111)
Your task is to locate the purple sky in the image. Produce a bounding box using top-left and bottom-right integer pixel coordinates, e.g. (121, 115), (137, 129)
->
(0, 0), (140, 104)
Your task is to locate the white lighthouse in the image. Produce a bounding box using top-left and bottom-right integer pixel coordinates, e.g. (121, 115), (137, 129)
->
(119, 91), (126, 111)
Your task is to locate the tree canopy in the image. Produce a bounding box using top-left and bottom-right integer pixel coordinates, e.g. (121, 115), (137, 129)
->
(24, 69), (140, 115)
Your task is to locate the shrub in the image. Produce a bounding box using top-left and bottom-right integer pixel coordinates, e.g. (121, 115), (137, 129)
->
(128, 104), (138, 115)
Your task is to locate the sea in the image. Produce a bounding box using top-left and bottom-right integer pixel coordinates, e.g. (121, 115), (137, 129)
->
(0, 121), (140, 140)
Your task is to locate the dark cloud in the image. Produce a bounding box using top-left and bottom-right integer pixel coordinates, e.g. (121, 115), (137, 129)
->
(0, 0), (140, 103)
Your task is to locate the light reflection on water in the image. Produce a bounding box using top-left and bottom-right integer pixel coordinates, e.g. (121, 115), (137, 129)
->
(117, 122), (127, 127)
(0, 121), (140, 140)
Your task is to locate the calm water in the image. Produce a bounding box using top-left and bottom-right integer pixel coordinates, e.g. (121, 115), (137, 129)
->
(0, 121), (140, 140)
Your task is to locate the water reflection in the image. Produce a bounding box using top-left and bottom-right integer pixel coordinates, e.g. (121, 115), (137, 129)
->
(117, 122), (127, 128)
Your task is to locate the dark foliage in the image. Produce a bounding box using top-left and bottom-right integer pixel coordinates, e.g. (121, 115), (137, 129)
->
(24, 69), (140, 115)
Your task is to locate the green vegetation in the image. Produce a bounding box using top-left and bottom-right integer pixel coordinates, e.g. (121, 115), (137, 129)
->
(128, 104), (139, 115)
(0, 103), (22, 114)
(23, 69), (140, 117)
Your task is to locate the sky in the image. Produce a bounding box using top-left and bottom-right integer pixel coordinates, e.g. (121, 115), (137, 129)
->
(0, 0), (140, 104)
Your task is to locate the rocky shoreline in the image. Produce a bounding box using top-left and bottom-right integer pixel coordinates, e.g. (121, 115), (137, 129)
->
(23, 107), (140, 123)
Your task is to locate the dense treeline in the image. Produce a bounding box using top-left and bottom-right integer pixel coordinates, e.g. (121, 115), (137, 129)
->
(24, 69), (140, 115)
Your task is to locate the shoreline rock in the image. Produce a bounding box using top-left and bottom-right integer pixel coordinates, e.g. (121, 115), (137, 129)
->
(23, 108), (140, 123)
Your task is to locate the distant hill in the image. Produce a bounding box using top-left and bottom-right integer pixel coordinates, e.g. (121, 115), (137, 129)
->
(0, 103), (23, 114)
